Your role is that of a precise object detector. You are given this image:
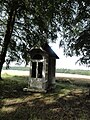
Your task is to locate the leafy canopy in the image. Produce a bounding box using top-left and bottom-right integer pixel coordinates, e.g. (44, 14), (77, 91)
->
(0, 0), (90, 66)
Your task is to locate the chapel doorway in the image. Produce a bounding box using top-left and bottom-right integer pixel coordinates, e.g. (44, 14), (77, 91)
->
(30, 54), (45, 89)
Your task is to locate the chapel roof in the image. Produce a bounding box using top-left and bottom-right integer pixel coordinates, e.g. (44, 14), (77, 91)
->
(30, 43), (59, 59)
(42, 43), (59, 59)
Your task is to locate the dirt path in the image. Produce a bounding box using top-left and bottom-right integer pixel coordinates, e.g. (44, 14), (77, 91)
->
(2, 70), (30, 76)
(56, 73), (90, 84)
(56, 73), (90, 79)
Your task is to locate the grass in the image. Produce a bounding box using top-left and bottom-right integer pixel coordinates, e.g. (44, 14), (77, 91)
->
(0, 74), (90, 120)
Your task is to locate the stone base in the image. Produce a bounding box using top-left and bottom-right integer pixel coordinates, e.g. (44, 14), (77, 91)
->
(23, 87), (46, 93)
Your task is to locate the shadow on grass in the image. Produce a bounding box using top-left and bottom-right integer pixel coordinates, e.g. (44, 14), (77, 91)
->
(0, 74), (28, 98)
(0, 92), (90, 120)
(0, 75), (90, 120)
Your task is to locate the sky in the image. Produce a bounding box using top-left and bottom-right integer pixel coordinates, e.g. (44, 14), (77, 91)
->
(49, 40), (90, 70)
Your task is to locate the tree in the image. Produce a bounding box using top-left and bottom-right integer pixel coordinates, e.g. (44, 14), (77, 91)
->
(0, 0), (90, 79)
(0, 0), (64, 79)
(59, 0), (90, 66)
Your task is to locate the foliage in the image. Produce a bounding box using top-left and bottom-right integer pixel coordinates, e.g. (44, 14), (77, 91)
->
(74, 28), (90, 66)
(0, 75), (90, 120)
(0, 0), (63, 66)
(59, 0), (90, 66)
(0, 0), (90, 75)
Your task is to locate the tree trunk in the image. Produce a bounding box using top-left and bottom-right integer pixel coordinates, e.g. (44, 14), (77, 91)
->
(0, 65), (3, 80)
(0, 9), (16, 80)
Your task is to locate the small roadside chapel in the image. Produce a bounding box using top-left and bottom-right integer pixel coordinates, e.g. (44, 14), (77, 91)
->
(25, 43), (59, 92)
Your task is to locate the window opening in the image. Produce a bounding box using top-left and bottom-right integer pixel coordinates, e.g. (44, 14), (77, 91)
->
(38, 62), (43, 78)
(31, 62), (43, 78)
(31, 62), (36, 78)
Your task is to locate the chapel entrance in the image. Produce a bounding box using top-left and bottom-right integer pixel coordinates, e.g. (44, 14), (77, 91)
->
(30, 54), (45, 89)
(24, 43), (59, 92)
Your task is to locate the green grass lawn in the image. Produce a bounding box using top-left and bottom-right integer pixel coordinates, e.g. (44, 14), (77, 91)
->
(0, 74), (90, 120)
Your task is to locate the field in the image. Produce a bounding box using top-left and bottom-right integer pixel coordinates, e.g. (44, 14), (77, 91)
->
(3, 66), (30, 71)
(56, 68), (90, 76)
(3, 66), (90, 76)
(0, 74), (90, 120)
